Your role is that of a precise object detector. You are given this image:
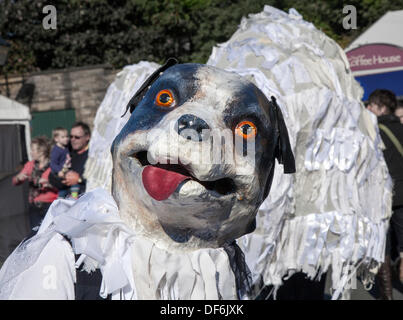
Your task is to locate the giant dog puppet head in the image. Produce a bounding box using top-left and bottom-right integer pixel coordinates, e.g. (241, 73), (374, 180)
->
(111, 59), (295, 249)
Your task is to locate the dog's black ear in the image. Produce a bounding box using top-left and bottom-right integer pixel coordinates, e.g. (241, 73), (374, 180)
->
(271, 96), (296, 174)
(121, 57), (179, 117)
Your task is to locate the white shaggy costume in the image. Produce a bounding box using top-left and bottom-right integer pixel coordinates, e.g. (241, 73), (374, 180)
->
(0, 189), (238, 300)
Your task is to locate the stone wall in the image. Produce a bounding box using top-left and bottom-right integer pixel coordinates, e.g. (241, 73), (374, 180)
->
(0, 65), (119, 129)
(0, 74), (24, 100)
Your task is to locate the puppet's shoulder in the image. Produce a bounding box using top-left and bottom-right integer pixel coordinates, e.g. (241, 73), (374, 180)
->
(0, 232), (76, 300)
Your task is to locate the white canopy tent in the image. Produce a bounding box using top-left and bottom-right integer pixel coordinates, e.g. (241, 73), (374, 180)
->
(0, 94), (31, 158)
(345, 10), (403, 100)
(346, 10), (403, 51)
(0, 95), (31, 266)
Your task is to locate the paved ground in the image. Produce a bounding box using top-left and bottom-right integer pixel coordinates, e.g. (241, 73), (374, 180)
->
(324, 263), (403, 300)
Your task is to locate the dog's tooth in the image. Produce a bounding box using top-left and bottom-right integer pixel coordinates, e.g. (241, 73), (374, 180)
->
(178, 180), (205, 199)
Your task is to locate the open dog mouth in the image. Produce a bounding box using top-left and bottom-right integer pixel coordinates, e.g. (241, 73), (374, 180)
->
(130, 151), (236, 199)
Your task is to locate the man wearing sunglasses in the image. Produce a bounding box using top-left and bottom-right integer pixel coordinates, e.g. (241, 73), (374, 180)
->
(49, 122), (91, 198)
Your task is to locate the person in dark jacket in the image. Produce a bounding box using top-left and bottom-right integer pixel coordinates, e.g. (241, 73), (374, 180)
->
(367, 89), (403, 299)
(49, 122), (90, 198)
(395, 100), (403, 125)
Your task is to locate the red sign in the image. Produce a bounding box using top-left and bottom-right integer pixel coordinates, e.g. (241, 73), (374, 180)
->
(346, 44), (403, 72)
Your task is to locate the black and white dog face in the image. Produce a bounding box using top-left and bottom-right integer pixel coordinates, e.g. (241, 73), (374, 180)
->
(111, 61), (295, 248)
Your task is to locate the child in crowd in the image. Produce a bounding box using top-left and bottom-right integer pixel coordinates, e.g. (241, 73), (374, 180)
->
(50, 127), (79, 199)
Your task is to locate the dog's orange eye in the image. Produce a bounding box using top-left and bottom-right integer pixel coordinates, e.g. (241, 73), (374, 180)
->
(155, 89), (175, 107)
(235, 121), (257, 140)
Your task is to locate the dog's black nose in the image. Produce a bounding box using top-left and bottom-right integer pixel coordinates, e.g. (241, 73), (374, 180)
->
(175, 114), (210, 142)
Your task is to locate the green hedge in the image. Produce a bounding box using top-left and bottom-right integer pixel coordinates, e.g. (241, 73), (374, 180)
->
(0, 0), (402, 75)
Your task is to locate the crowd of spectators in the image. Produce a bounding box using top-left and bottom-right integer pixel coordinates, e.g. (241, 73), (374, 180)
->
(12, 121), (90, 231)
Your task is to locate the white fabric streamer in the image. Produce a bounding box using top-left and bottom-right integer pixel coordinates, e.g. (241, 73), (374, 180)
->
(0, 189), (237, 300)
(84, 62), (160, 192)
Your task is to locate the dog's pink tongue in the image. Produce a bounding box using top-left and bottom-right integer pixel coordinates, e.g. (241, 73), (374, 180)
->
(142, 165), (190, 201)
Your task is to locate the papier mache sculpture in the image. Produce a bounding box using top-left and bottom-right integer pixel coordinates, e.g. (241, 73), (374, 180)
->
(0, 6), (392, 300)
(0, 59), (295, 299)
(83, 6), (392, 300)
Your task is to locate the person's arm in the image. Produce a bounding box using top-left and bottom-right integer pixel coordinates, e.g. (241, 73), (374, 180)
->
(63, 171), (84, 186)
(39, 168), (53, 189)
(12, 161), (33, 185)
(48, 170), (68, 190)
(50, 147), (66, 174)
(57, 154), (71, 177)
(63, 150), (87, 190)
